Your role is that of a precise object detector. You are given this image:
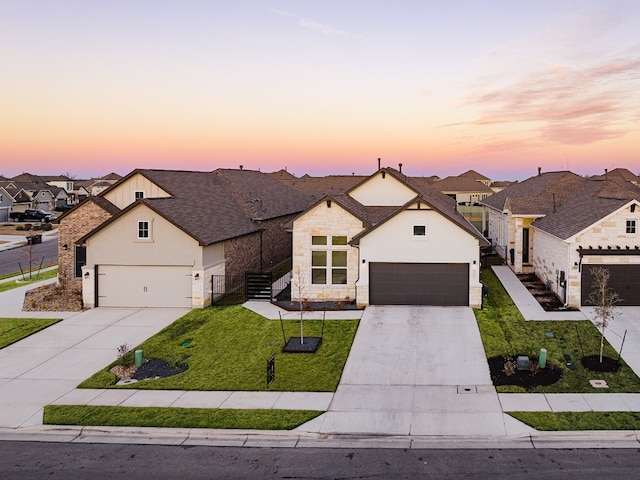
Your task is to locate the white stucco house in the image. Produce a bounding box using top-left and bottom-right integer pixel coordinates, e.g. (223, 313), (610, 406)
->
(64, 168), (310, 309)
(290, 168), (489, 308)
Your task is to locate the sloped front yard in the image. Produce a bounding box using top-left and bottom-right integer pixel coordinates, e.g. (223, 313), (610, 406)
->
(475, 268), (640, 393)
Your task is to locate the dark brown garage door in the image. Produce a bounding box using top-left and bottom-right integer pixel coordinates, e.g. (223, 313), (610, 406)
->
(369, 262), (469, 306)
(581, 264), (640, 306)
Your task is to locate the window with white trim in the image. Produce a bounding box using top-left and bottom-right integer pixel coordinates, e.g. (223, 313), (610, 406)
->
(627, 220), (637, 234)
(311, 235), (348, 284)
(413, 225), (426, 236)
(138, 220), (150, 239)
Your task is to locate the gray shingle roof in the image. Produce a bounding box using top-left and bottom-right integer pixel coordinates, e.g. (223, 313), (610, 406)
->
(85, 168), (310, 246)
(434, 176), (494, 193)
(482, 171), (585, 215)
(533, 179), (640, 240)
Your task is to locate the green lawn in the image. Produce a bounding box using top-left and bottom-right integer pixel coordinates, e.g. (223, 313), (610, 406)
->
(508, 411), (640, 431)
(0, 317), (61, 348)
(475, 268), (640, 393)
(0, 268), (59, 293)
(44, 405), (322, 430)
(79, 305), (359, 392)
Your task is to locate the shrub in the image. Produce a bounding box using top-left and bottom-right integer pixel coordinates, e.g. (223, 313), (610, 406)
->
(15, 225), (24, 231)
(23, 224), (32, 231)
(42, 222), (53, 231)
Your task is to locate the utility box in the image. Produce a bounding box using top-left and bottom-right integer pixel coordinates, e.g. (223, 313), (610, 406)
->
(517, 355), (530, 371)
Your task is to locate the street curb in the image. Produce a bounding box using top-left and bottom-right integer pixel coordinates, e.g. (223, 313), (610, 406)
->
(1, 425), (639, 449)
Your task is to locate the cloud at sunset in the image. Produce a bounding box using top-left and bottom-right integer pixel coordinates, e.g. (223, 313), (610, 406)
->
(0, 1), (638, 181)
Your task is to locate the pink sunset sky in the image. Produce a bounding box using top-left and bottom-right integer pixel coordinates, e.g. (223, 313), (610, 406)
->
(1, 0), (639, 181)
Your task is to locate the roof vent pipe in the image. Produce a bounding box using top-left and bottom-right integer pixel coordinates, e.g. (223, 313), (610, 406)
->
(377, 157), (381, 170)
(538, 167), (542, 176)
(605, 168), (608, 180)
(399, 163), (403, 174)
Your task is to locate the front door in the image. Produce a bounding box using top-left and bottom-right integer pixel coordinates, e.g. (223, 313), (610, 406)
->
(522, 228), (530, 264)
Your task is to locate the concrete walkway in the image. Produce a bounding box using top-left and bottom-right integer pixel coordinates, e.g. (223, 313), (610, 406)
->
(492, 265), (587, 321)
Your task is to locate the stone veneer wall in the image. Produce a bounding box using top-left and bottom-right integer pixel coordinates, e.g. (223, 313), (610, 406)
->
(292, 201), (364, 302)
(58, 202), (114, 290)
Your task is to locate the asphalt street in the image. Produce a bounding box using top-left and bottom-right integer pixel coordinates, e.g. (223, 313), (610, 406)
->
(1, 442), (639, 479)
(0, 234), (58, 276)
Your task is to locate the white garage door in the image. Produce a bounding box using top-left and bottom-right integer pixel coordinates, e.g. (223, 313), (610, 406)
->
(97, 265), (193, 308)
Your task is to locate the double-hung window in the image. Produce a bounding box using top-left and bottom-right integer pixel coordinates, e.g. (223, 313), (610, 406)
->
(311, 235), (348, 284)
(627, 220), (637, 234)
(138, 220), (150, 239)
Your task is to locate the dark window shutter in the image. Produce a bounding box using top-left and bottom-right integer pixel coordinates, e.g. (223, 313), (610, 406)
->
(74, 246), (87, 278)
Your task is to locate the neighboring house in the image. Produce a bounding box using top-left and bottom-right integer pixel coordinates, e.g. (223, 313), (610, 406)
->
(434, 174), (494, 233)
(64, 168), (309, 309)
(489, 180), (515, 193)
(531, 179), (640, 307)
(42, 175), (75, 196)
(0, 186), (12, 222)
(0, 185), (32, 213)
(590, 168), (639, 187)
(290, 168), (489, 308)
(458, 169), (492, 188)
(482, 169), (585, 273)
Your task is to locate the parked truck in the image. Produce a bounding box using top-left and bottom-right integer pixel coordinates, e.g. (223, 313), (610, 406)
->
(9, 209), (56, 222)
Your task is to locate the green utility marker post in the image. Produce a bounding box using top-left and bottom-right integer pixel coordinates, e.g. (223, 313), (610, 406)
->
(539, 348), (547, 369)
(135, 349), (144, 367)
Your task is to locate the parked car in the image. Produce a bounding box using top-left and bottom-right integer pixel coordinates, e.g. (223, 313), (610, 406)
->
(55, 204), (74, 212)
(9, 209), (56, 222)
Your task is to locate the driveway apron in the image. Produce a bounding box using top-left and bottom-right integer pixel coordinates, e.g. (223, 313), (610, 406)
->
(0, 307), (188, 428)
(315, 306), (508, 436)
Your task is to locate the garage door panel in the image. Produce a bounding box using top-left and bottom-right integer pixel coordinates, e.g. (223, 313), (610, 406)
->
(581, 264), (640, 306)
(98, 265), (192, 308)
(369, 263), (469, 306)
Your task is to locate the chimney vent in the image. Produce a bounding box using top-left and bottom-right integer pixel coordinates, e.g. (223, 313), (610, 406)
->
(377, 157), (381, 170)
(538, 167), (542, 176)
(239, 165), (243, 170)
(399, 163), (403, 173)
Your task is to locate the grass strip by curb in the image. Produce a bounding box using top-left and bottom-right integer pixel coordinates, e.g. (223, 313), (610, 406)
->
(0, 318), (61, 349)
(0, 268), (59, 293)
(508, 411), (640, 431)
(44, 405), (323, 430)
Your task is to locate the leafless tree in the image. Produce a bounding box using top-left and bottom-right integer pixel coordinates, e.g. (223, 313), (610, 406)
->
(587, 267), (621, 363)
(291, 266), (307, 345)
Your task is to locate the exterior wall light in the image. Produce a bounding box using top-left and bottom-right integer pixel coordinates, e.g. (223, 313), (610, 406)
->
(194, 273), (200, 280)
(84, 272), (90, 279)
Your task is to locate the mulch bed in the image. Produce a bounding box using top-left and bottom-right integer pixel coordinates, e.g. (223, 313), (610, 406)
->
(488, 355), (562, 389)
(581, 355), (621, 372)
(131, 358), (188, 381)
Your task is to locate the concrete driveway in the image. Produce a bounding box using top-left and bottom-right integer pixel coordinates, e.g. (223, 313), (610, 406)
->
(0, 307), (189, 428)
(311, 306), (511, 436)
